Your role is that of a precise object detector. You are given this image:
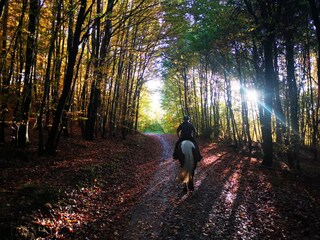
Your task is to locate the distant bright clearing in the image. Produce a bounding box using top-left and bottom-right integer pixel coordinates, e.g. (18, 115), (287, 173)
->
(145, 78), (164, 119)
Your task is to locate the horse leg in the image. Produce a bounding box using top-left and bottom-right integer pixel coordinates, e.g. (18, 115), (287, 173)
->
(183, 183), (188, 192)
(188, 177), (194, 191)
(186, 166), (195, 191)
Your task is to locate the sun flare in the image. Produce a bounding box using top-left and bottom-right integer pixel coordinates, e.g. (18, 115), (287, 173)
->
(246, 89), (258, 102)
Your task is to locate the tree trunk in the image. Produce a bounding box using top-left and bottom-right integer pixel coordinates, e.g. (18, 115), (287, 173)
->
(85, 0), (102, 140)
(308, 0), (320, 161)
(0, 0), (7, 17)
(212, 77), (220, 139)
(182, 63), (190, 116)
(0, 0), (9, 143)
(260, 34), (274, 167)
(236, 44), (251, 151)
(285, 31), (300, 169)
(107, 40), (119, 138)
(38, 0), (61, 154)
(17, 0), (39, 147)
(273, 40), (286, 145)
(224, 68), (232, 142)
(0, 0), (8, 85)
(120, 7), (132, 140)
(46, 0), (87, 154)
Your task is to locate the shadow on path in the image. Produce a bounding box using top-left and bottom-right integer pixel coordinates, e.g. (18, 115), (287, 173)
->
(122, 135), (320, 240)
(123, 134), (182, 239)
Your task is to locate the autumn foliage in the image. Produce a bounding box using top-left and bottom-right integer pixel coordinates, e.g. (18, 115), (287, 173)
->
(1, 132), (320, 239)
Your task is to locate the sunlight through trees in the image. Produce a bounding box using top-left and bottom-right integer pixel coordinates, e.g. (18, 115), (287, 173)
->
(0, 0), (320, 167)
(160, 0), (320, 167)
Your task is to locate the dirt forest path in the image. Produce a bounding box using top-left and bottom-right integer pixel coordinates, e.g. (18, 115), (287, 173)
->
(123, 134), (181, 239)
(1, 133), (319, 239)
(120, 134), (320, 240)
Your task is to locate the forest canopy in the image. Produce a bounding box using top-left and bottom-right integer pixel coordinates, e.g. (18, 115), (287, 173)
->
(160, 0), (320, 168)
(0, 0), (164, 154)
(1, 0), (320, 168)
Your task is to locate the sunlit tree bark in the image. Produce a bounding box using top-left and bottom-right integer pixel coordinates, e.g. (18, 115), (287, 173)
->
(46, 0), (88, 154)
(308, 0), (320, 161)
(235, 44), (252, 151)
(38, 0), (61, 154)
(85, 0), (115, 140)
(17, 0), (40, 147)
(0, 0), (9, 143)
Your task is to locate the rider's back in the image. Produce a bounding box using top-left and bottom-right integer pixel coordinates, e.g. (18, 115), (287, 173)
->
(178, 122), (195, 139)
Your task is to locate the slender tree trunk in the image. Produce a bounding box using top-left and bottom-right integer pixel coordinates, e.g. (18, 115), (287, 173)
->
(38, 0), (61, 154)
(13, 31), (25, 119)
(0, 0), (8, 85)
(273, 40), (285, 145)
(236, 45), (251, 151)
(120, 12), (132, 139)
(52, 27), (64, 115)
(212, 77), (220, 139)
(182, 64), (190, 116)
(107, 42), (119, 138)
(17, 0), (40, 147)
(80, 51), (92, 136)
(308, 0), (320, 160)
(0, 0), (7, 17)
(192, 66), (200, 132)
(0, 0), (9, 143)
(285, 31), (300, 169)
(224, 68), (232, 142)
(85, 0), (102, 140)
(134, 84), (143, 132)
(46, 0), (87, 154)
(306, 32), (318, 158)
(204, 57), (209, 134)
(261, 33), (274, 167)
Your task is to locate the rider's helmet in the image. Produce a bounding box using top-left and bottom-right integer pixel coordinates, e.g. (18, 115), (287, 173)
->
(183, 115), (190, 121)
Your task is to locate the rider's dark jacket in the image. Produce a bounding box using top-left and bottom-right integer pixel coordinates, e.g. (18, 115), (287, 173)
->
(174, 120), (202, 162)
(177, 121), (196, 141)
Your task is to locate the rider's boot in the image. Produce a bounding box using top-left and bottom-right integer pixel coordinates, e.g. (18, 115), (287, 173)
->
(173, 150), (179, 159)
(173, 143), (179, 159)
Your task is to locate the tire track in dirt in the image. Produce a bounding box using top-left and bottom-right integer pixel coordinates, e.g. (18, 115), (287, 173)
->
(123, 134), (182, 239)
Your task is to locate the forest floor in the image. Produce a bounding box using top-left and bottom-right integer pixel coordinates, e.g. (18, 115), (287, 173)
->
(0, 131), (320, 239)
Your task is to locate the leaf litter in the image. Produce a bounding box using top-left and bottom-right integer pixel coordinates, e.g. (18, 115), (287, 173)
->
(0, 133), (320, 239)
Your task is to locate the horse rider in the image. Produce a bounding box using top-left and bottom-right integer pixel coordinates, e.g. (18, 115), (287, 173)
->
(173, 115), (203, 164)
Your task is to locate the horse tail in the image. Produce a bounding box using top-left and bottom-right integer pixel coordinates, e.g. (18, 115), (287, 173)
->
(180, 140), (195, 184)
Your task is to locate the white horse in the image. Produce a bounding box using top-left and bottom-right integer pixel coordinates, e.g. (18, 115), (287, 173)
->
(179, 140), (197, 192)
